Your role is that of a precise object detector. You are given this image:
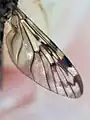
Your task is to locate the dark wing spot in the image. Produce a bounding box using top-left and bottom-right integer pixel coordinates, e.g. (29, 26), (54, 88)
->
(74, 74), (83, 95)
(61, 55), (72, 67)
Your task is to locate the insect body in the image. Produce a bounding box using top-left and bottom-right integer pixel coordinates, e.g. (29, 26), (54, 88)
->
(0, 0), (83, 98)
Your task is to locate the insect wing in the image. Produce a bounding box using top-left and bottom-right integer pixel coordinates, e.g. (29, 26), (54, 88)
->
(6, 9), (83, 98)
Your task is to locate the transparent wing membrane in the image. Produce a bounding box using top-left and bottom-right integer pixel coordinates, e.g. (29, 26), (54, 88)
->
(6, 8), (83, 98)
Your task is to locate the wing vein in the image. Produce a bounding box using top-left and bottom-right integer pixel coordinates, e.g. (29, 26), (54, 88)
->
(58, 66), (76, 97)
(41, 46), (69, 96)
(39, 51), (52, 90)
(16, 20), (24, 64)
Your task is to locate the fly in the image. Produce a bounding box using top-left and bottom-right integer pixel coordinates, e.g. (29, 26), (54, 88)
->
(0, 0), (83, 98)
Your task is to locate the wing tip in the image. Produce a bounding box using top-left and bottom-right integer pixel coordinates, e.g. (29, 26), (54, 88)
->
(67, 74), (84, 99)
(74, 74), (84, 96)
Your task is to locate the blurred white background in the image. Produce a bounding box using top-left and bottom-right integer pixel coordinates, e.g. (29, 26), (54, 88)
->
(1, 0), (90, 119)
